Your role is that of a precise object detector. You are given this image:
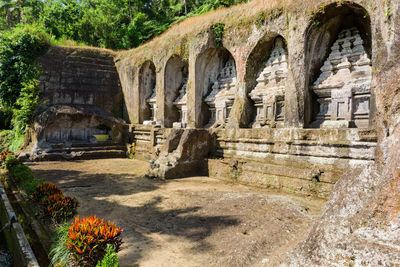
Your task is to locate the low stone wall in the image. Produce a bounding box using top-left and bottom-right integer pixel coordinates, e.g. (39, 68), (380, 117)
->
(131, 125), (173, 160)
(133, 126), (376, 197)
(208, 128), (376, 198)
(0, 180), (39, 267)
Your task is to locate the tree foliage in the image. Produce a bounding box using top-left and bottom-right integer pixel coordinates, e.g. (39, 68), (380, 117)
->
(0, 23), (49, 133)
(1, 0), (247, 49)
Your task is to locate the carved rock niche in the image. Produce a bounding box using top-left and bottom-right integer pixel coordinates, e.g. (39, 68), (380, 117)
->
(311, 27), (372, 128)
(249, 37), (288, 128)
(172, 78), (189, 128)
(144, 87), (157, 125)
(204, 58), (237, 127)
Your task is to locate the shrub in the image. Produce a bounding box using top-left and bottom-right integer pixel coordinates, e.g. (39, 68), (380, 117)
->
(96, 244), (119, 267)
(66, 216), (123, 266)
(49, 223), (71, 267)
(9, 164), (34, 182)
(8, 163), (43, 195)
(24, 177), (44, 196)
(31, 182), (62, 202)
(0, 24), (49, 136)
(0, 131), (13, 152)
(2, 153), (19, 169)
(39, 193), (78, 223)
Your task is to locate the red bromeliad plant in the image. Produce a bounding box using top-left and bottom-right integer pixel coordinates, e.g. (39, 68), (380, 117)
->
(39, 193), (78, 223)
(31, 182), (62, 202)
(66, 216), (123, 266)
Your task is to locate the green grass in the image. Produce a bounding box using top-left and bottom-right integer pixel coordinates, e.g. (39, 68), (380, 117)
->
(9, 133), (25, 152)
(49, 223), (71, 267)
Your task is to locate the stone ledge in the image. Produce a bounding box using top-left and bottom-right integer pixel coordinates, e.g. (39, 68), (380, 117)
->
(0, 175), (39, 267)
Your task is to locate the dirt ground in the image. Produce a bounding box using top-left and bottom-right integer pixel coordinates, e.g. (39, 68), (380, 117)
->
(27, 159), (326, 267)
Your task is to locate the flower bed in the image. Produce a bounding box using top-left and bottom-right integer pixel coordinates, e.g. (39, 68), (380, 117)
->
(0, 154), (123, 266)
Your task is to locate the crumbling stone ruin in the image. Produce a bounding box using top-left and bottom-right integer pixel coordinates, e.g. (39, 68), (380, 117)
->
(27, 0), (400, 265)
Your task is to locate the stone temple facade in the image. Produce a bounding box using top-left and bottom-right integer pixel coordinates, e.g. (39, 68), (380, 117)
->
(31, 1), (400, 265)
(33, 1), (388, 200)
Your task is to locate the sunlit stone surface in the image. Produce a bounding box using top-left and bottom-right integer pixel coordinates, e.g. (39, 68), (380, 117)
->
(249, 37), (288, 128)
(311, 28), (372, 128)
(205, 58), (237, 127)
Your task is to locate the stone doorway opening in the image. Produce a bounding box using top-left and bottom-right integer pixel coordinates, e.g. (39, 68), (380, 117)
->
(139, 60), (157, 125)
(195, 47), (237, 128)
(164, 55), (189, 128)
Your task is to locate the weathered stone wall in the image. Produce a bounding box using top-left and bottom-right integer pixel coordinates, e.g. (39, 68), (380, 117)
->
(39, 46), (122, 117)
(209, 128), (376, 198)
(31, 0), (400, 264)
(31, 46), (125, 156)
(284, 0), (400, 264)
(117, 0), (387, 198)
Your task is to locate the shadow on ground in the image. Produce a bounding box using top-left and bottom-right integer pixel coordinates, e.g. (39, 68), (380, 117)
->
(29, 161), (241, 265)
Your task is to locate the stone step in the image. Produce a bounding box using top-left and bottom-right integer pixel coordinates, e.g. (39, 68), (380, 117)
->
(32, 149), (126, 161)
(49, 145), (126, 153)
(51, 142), (122, 149)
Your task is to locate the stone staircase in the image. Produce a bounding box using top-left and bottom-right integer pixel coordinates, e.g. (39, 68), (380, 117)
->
(31, 142), (126, 161)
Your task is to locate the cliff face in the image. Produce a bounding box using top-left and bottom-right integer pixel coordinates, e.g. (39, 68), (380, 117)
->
(285, 1), (400, 265)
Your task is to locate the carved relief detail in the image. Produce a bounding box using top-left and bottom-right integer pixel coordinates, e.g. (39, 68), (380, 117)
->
(205, 58), (237, 127)
(249, 37), (288, 128)
(144, 87), (157, 125)
(311, 27), (372, 128)
(173, 78), (188, 128)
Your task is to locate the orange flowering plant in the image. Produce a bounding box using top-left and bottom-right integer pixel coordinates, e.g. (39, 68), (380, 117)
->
(0, 151), (13, 161)
(65, 216), (123, 266)
(1, 151), (19, 169)
(31, 182), (62, 202)
(39, 193), (78, 223)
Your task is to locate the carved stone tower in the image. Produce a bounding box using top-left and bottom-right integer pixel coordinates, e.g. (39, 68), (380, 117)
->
(249, 37), (288, 128)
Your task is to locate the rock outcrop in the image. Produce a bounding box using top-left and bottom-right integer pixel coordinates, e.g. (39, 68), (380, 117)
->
(148, 129), (216, 179)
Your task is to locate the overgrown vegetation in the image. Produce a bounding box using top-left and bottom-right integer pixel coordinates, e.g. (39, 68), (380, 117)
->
(0, 23), (49, 151)
(0, 131), (13, 152)
(0, 0), (247, 50)
(212, 23), (225, 47)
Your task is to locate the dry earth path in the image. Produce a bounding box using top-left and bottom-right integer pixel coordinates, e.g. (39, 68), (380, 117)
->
(27, 159), (325, 267)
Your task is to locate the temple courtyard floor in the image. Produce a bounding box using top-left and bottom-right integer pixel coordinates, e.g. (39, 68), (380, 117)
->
(27, 159), (326, 267)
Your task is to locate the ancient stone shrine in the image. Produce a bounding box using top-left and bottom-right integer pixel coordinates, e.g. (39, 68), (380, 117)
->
(310, 27), (372, 128)
(144, 87), (157, 125)
(172, 78), (188, 128)
(204, 58), (237, 127)
(249, 37), (288, 128)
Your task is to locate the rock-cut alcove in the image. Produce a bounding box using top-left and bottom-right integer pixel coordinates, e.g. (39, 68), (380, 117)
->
(304, 1), (372, 128)
(246, 35), (288, 128)
(195, 47), (237, 127)
(164, 55), (188, 128)
(139, 60), (157, 124)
